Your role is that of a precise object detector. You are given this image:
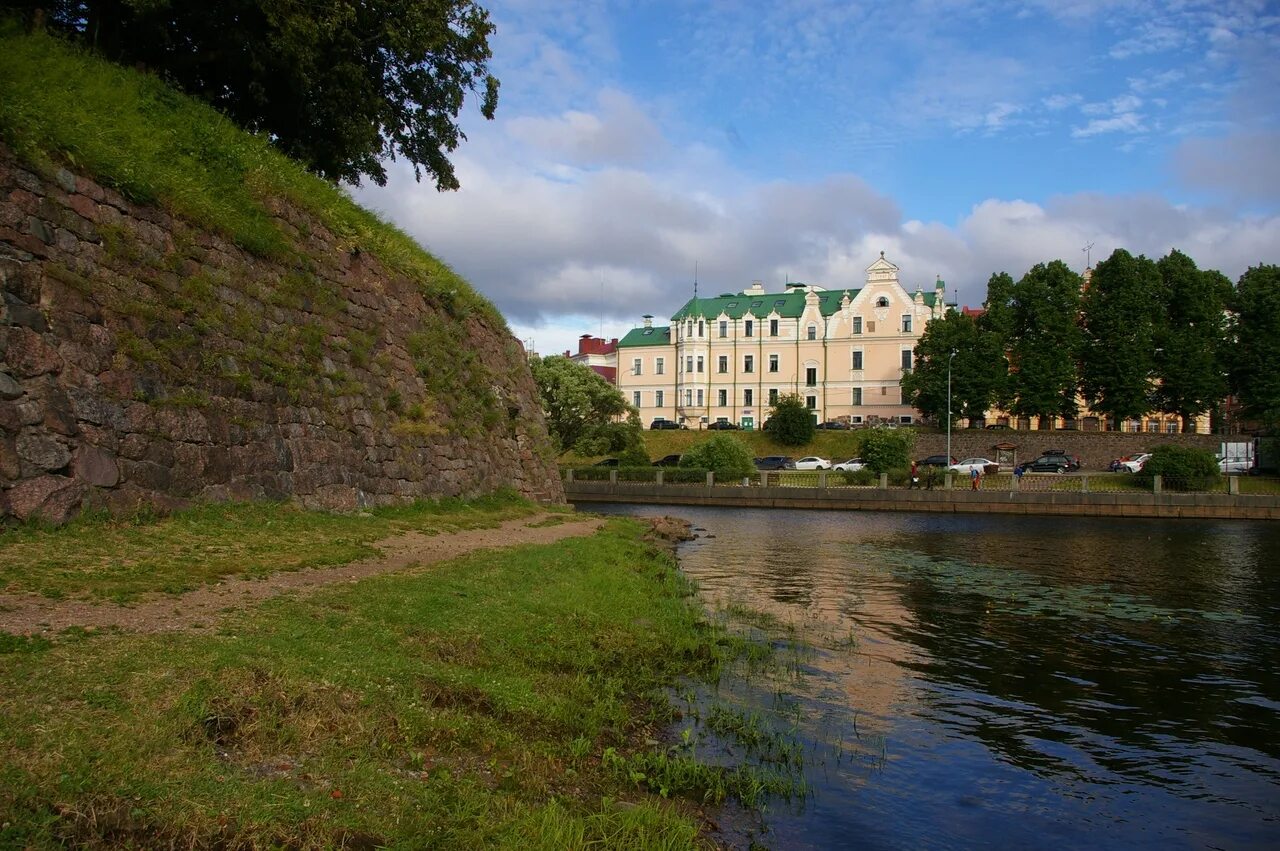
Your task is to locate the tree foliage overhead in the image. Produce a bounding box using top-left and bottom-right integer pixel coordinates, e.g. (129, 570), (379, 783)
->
(763, 393), (814, 446)
(1080, 249), (1162, 425)
(17, 0), (499, 188)
(529, 356), (632, 454)
(1230, 264), (1280, 431)
(902, 311), (1005, 424)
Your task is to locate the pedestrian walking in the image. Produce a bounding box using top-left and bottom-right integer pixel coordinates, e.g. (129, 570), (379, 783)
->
(970, 466), (980, 490)
(910, 461), (920, 489)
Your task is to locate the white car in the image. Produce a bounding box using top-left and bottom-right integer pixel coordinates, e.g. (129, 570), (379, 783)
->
(1219, 456), (1251, 474)
(794, 456), (831, 470)
(833, 457), (865, 472)
(947, 457), (999, 475)
(1120, 453), (1152, 473)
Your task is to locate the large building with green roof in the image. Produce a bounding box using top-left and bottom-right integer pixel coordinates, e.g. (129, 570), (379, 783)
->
(616, 253), (951, 429)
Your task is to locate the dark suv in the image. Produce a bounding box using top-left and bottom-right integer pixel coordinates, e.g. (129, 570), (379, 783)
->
(918, 454), (957, 468)
(651, 454), (682, 467)
(1039, 448), (1081, 471)
(756, 456), (795, 470)
(706, 420), (739, 430)
(650, 418), (682, 430)
(1027, 454), (1075, 473)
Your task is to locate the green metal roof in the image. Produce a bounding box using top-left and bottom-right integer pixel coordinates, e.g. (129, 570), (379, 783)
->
(619, 286), (947, 346)
(617, 326), (672, 348)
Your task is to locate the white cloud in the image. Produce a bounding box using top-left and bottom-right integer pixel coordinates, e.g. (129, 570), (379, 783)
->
(1043, 93), (1082, 111)
(505, 90), (666, 167)
(1173, 132), (1280, 201)
(1072, 112), (1145, 137)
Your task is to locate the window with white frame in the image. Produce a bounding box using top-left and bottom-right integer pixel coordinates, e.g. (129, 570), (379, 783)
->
(696, 355), (704, 373)
(770, 318), (779, 336)
(717, 389), (727, 406)
(719, 320), (727, 338)
(876, 296), (889, 307)
(718, 355), (728, 373)
(806, 395), (816, 409)
(852, 317), (862, 334)
(632, 357), (642, 375)
(655, 357), (664, 375)
(769, 354), (779, 372)
(744, 389), (753, 406)
(807, 324), (817, 340)
(852, 387), (862, 405)
(696, 389), (704, 406)
(852, 350), (863, 370)
(769, 388), (778, 404)
(805, 367), (817, 386)
(901, 349), (912, 370)
(685, 389), (693, 406)
(745, 320), (754, 337)
(902, 315), (912, 333)
(744, 355), (754, 373)
(686, 355), (693, 373)
(655, 390), (664, 407)
(698, 320), (704, 337)
(633, 391), (641, 408)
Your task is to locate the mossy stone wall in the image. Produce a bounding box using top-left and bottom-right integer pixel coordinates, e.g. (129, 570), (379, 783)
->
(0, 146), (563, 522)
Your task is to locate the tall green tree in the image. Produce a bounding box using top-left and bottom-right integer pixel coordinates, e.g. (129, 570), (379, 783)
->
(1080, 249), (1162, 427)
(529, 356), (632, 453)
(1153, 250), (1229, 432)
(17, 0), (499, 188)
(1230, 264), (1280, 431)
(977, 271), (1016, 407)
(763, 393), (815, 446)
(1007, 260), (1082, 426)
(901, 311), (1005, 424)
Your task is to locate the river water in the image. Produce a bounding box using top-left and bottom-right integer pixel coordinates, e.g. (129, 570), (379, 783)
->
(591, 505), (1280, 850)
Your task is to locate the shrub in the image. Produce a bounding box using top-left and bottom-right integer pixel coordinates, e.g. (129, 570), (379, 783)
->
(679, 434), (755, 480)
(763, 394), (814, 446)
(617, 444), (652, 467)
(1137, 445), (1220, 491)
(861, 427), (914, 473)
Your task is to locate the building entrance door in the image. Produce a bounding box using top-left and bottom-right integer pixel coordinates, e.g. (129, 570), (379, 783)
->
(741, 416), (754, 431)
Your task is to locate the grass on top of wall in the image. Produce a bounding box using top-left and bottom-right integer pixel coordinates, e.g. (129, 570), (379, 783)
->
(0, 20), (499, 325)
(563, 429), (874, 465)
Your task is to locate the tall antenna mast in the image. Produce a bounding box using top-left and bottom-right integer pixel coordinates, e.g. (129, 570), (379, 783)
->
(1082, 241), (1095, 269)
(599, 273), (604, 338)
(693, 261), (698, 303)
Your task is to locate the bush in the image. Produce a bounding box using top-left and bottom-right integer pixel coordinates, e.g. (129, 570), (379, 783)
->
(861, 427), (914, 473)
(679, 434), (755, 480)
(1137, 445), (1220, 491)
(617, 444), (652, 467)
(837, 468), (877, 486)
(763, 394), (814, 446)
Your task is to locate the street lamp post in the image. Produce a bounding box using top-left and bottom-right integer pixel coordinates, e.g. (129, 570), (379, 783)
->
(946, 349), (957, 465)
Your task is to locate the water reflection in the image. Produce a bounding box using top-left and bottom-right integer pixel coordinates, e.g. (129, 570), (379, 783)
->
(592, 505), (1280, 850)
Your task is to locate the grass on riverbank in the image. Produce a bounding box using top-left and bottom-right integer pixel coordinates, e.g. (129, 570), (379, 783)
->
(0, 509), (776, 848)
(0, 492), (545, 602)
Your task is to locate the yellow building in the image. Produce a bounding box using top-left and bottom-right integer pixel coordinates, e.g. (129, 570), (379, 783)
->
(617, 254), (950, 428)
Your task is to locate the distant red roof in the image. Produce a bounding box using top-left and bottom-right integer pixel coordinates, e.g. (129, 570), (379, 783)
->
(575, 334), (617, 356)
(591, 365), (616, 383)
(961, 306), (985, 318)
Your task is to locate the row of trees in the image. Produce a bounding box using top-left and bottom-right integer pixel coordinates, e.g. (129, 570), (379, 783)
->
(902, 251), (1280, 432)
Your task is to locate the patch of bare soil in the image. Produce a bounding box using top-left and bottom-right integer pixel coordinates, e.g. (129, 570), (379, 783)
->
(0, 514), (604, 636)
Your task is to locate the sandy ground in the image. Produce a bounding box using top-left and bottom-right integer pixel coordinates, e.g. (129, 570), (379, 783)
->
(0, 514), (605, 636)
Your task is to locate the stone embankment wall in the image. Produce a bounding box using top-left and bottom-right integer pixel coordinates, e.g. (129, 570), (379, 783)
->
(0, 146), (563, 523)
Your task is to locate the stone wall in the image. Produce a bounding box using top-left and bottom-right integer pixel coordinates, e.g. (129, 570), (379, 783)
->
(911, 429), (1229, 472)
(0, 146), (563, 523)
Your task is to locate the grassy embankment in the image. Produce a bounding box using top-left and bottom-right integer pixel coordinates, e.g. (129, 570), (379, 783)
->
(0, 498), (802, 848)
(562, 430), (870, 467)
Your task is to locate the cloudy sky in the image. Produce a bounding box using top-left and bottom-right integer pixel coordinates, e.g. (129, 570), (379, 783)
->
(355, 0), (1280, 357)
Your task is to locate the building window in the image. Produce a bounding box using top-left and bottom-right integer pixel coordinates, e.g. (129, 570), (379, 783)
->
(806, 395), (816, 409)
(852, 350), (863, 370)
(718, 355), (728, 373)
(769, 354), (779, 373)
(686, 320), (693, 336)
(718, 389), (727, 406)
(719, 320), (727, 338)
(852, 387), (862, 406)
(769, 388), (779, 404)
(770, 318), (779, 336)
(655, 390), (664, 407)
(686, 355), (693, 373)
(902, 315), (912, 333)
(656, 357), (664, 375)
(852, 317), (862, 335)
(697, 389), (704, 406)
(745, 320), (754, 337)
(1165, 420), (1178, 434)
(744, 389), (753, 406)
(698, 320), (704, 337)
(901, 350), (912, 371)
(876, 296), (889, 307)
(685, 389), (693, 406)
(633, 391), (641, 408)
(696, 355), (704, 373)
(806, 367), (817, 386)
(744, 355), (754, 373)
(807, 324), (817, 341)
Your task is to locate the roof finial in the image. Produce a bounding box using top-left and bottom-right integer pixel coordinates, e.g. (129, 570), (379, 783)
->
(880, 250), (885, 258)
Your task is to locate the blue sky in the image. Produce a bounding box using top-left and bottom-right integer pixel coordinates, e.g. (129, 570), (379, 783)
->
(355, 0), (1280, 358)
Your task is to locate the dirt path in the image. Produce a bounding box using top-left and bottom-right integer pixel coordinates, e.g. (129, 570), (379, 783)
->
(0, 514), (605, 636)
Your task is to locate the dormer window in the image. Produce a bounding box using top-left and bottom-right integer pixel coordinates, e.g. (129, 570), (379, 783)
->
(876, 296), (889, 308)
(807, 324), (817, 341)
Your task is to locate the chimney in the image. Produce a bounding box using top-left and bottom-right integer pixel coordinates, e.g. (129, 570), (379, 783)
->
(643, 314), (653, 328)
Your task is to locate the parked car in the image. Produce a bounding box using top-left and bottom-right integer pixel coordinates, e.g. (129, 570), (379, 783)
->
(756, 456), (796, 470)
(1039, 448), (1081, 471)
(815, 421), (848, 430)
(1026, 454), (1074, 473)
(593, 458), (619, 467)
(706, 420), (739, 430)
(833, 458), (865, 472)
(948, 457), (1000, 475)
(1117, 452), (1152, 473)
(650, 418), (683, 430)
(1109, 453), (1143, 472)
(918, 454), (957, 468)
(794, 456), (831, 470)
(1219, 455), (1252, 474)
(652, 454), (682, 467)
